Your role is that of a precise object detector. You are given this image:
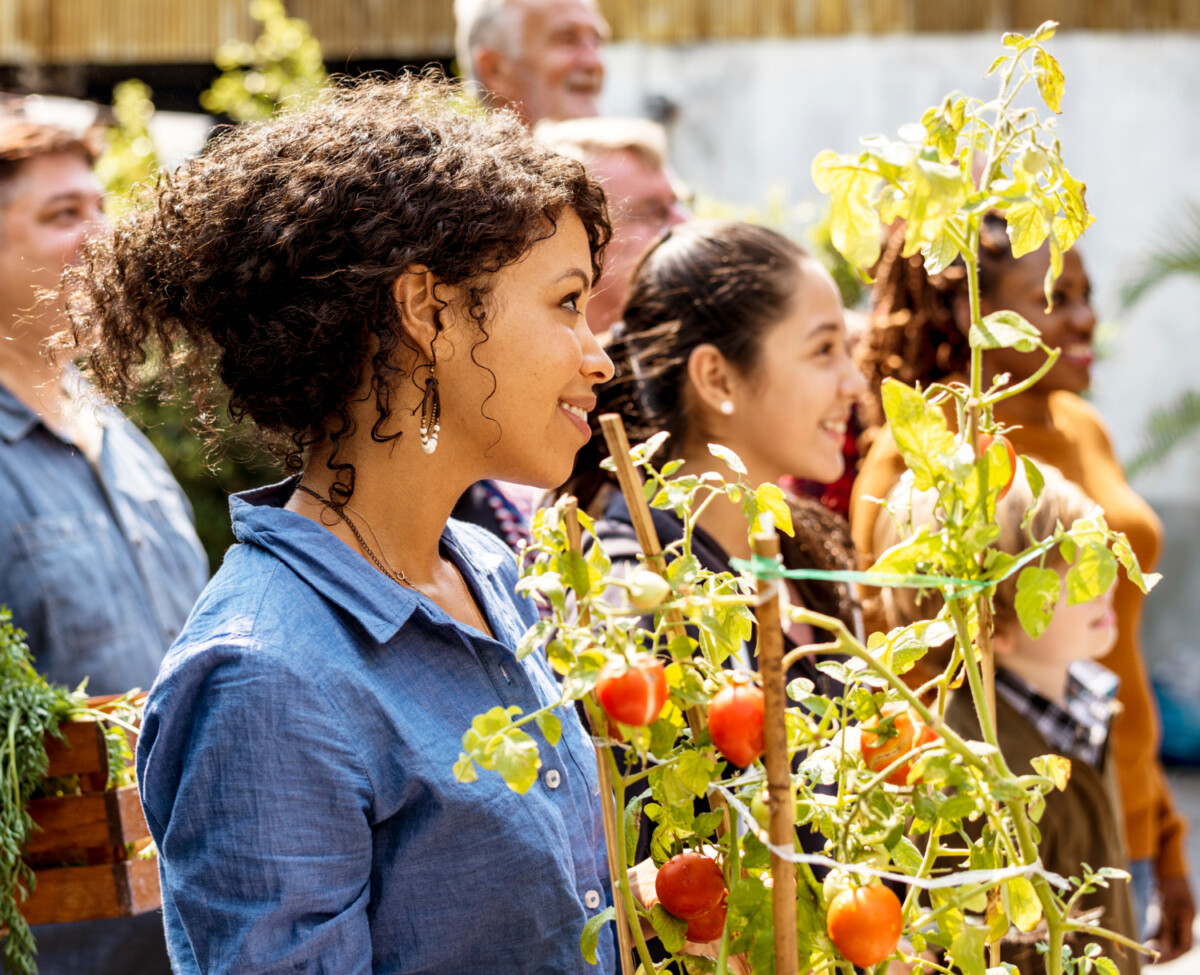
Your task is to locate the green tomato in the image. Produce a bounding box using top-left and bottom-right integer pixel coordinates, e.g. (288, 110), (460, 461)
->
(627, 570), (671, 610)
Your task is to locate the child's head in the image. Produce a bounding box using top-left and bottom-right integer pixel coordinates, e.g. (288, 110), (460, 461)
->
(875, 462), (1116, 685)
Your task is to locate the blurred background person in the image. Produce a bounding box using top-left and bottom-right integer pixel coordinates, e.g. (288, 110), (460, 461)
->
(537, 115), (689, 335)
(849, 215), (1195, 962)
(455, 0), (608, 126)
(877, 465), (1142, 973)
(0, 115), (206, 974)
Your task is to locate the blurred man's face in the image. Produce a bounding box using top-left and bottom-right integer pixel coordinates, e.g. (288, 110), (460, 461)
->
(482, 0), (605, 125)
(585, 148), (687, 334)
(0, 152), (103, 337)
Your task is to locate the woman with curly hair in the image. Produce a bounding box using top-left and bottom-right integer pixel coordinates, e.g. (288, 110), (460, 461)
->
(565, 220), (866, 683)
(62, 76), (617, 973)
(849, 215), (1195, 962)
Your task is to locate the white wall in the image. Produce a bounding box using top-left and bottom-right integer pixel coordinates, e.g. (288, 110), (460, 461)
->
(600, 32), (1200, 506)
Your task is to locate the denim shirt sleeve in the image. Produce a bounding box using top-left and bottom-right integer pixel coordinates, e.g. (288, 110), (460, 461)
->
(139, 634), (376, 974)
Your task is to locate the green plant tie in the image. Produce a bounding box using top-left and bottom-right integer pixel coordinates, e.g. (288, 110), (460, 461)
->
(729, 542), (1052, 600)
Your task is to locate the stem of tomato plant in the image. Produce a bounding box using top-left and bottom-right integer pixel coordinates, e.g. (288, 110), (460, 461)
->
(984, 345), (1061, 405)
(604, 749), (659, 974)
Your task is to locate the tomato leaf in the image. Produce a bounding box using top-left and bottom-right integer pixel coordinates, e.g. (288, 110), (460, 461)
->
(649, 904), (687, 953)
(948, 925), (988, 975)
(708, 442), (747, 476)
(534, 709), (562, 747)
(811, 150), (883, 269)
(1005, 200), (1050, 258)
(1034, 48), (1065, 113)
(1002, 876), (1043, 932)
(751, 482), (795, 537)
(1112, 534), (1161, 594)
(1032, 754), (1072, 791)
(452, 752), (477, 784)
(1015, 566), (1060, 639)
(970, 310), (1042, 352)
(881, 379), (956, 490)
(1065, 542), (1117, 606)
(677, 748), (718, 798)
(579, 905), (615, 964)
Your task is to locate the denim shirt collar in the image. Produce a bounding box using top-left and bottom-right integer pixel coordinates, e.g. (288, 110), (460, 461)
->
(230, 476), (518, 645)
(0, 382), (41, 443)
(0, 369), (119, 445)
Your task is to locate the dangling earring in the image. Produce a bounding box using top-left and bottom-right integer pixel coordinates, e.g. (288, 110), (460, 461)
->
(419, 365), (440, 455)
(719, 400), (735, 416)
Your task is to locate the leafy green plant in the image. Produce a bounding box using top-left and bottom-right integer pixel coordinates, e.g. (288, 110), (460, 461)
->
(0, 610), (140, 975)
(93, 79), (160, 219)
(200, 0), (327, 122)
(454, 23), (1156, 975)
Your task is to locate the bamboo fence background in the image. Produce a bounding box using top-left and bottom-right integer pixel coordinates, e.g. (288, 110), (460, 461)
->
(2, 0), (1197, 66)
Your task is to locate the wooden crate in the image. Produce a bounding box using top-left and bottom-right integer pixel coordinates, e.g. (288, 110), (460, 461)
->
(17, 695), (160, 926)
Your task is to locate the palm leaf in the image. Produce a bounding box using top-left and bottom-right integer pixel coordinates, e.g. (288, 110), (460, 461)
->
(1120, 200), (1200, 309)
(1126, 390), (1200, 479)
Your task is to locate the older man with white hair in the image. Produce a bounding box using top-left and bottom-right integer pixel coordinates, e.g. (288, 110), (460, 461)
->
(455, 0), (608, 126)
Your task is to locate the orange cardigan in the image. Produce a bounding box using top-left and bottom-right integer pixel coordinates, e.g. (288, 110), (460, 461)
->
(849, 390), (1187, 879)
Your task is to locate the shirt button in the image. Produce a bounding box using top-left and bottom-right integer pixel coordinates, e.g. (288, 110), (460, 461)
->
(545, 769), (561, 789)
(584, 889), (601, 909)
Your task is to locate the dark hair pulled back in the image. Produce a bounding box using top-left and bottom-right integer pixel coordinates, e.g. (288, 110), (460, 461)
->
(563, 220), (858, 627)
(62, 74), (610, 505)
(565, 220), (806, 509)
(856, 212), (1016, 429)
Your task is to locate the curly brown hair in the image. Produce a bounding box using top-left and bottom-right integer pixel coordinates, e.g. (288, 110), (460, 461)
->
(856, 212), (1016, 429)
(61, 74), (610, 505)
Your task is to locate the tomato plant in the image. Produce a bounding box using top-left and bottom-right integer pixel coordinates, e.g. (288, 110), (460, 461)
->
(826, 884), (903, 967)
(707, 677), (765, 768)
(455, 25), (1159, 975)
(859, 702), (938, 786)
(595, 654), (667, 727)
(655, 851), (726, 919)
(979, 432), (1018, 500)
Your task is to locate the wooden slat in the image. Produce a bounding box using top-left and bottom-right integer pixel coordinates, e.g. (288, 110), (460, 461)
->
(20, 857), (160, 927)
(43, 719), (108, 778)
(24, 784), (150, 855)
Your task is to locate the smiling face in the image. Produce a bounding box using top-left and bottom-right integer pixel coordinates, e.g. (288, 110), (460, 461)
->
(440, 208), (613, 488)
(721, 259), (867, 485)
(981, 246), (1096, 394)
(485, 0), (606, 125)
(0, 151), (104, 337)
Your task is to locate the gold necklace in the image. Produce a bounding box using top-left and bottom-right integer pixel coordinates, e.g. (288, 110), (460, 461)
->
(294, 484), (425, 595)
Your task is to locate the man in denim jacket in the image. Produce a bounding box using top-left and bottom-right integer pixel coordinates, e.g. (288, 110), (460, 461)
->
(0, 116), (208, 974)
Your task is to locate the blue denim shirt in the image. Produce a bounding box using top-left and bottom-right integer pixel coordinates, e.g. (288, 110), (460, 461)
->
(0, 379), (208, 694)
(137, 478), (616, 975)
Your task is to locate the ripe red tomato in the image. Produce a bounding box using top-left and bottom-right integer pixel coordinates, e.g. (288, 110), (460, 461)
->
(826, 884), (904, 967)
(707, 679), (765, 768)
(655, 851), (726, 919)
(595, 654), (668, 727)
(860, 703), (937, 787)
(979, 432), (1018, 501)
(685, 897), (728, 943)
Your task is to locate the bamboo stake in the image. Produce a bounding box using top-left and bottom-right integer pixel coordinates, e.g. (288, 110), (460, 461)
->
(597, 415), (713, 750)
(562, 497), (636, 975)
(753, 526), (798, 975)
(597, 415), (731, 794)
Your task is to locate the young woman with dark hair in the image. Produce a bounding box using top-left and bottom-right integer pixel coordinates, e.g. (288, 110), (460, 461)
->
(849, 217), (1195, 962)
(565, 219), (866, 683)
(61, 76), (619, 973)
